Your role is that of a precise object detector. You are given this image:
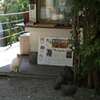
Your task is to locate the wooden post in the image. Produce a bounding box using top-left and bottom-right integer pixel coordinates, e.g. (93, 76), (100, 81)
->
(93, 67), (100, 89)
(87, 70), (93, 89)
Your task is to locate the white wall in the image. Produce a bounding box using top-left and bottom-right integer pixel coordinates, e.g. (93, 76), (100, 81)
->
(25, 28), (72, 52)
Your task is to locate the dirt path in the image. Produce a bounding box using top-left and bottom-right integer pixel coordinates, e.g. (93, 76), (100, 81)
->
(0, 76), (74, 100)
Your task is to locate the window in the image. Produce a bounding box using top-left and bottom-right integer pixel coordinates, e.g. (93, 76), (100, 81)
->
(37, 0), (72, 26)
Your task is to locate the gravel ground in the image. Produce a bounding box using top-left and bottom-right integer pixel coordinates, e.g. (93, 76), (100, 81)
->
(0, 76), (75, 100)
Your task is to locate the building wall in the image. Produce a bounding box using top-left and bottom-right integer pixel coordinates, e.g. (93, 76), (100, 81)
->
(25, 28), (72, 52)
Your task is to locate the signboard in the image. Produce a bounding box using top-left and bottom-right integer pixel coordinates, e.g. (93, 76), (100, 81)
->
(38, 37), (73, 66)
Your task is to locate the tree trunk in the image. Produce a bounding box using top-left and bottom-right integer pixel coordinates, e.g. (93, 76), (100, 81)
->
(2, 0), (7, 14)
(73, 16), (79, 84)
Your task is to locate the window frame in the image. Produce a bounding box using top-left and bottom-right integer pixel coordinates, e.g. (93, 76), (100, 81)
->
(34, 0), (72, 26)
(37, 0), (60, 24)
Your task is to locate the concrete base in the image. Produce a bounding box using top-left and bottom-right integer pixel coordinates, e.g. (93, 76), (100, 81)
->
(0, 56), (63, 77)
(0, 42), (64, 77)
(29, 52), (38, 63)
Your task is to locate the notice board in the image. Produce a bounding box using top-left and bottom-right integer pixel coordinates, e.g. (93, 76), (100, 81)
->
(37, 37), (73, 66)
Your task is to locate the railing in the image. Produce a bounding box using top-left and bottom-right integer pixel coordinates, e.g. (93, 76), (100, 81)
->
(0, 11), (29, 46)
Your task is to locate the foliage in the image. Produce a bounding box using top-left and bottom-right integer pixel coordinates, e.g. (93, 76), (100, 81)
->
(93, 88), (100, 94)
(69, 0), (100, 88)
(6, 0), (29, 13)
(0, 0), (29, 45)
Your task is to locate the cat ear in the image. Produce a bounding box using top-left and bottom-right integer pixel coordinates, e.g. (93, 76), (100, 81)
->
(17, 54), (20, 58)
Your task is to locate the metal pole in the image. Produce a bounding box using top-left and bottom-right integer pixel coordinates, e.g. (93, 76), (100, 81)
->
(9, 15), (12, 46)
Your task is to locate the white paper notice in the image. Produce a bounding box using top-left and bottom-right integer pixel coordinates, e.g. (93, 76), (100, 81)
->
(38, 37), (73, 67)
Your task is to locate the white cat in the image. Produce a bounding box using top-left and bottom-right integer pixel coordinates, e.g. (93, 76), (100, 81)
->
(9, 54), (22, 72)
